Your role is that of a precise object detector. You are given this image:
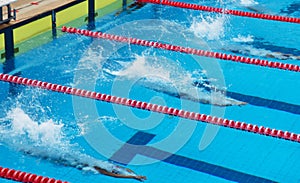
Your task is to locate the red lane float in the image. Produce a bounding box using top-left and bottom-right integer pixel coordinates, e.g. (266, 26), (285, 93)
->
(61, 26), (300, 73)
(138, 0), (300, 24)
(0, 166), (68, 183)
(1, 73), (300, 143)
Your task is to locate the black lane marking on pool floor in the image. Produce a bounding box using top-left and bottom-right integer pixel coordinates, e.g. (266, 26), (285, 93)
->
(226, 91), (300, 115)
(110, 131), (277, 183)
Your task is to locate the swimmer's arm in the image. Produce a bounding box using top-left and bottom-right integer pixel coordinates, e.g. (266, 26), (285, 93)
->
(93, 166), (147, 181)
(178, 92), (211, 105)
(246, 6), (261, 13)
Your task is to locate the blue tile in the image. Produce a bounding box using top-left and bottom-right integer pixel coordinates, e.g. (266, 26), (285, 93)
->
(110, 132), (277, 183)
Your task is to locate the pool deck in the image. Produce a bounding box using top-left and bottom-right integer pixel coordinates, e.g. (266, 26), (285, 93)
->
(0, 0), (80, 30)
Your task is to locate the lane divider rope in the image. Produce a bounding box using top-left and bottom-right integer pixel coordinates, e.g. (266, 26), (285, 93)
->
(1, 73), (300, 143)
(0, 166), (68, 183)
(137, 0), (300, 24)
(61, 26), (300, 73)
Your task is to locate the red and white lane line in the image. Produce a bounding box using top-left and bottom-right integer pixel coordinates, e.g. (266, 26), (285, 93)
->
(1, 73), (299, 143)
(138, 0), (300, 24)
(61, 26), (300, 73)
(0, 166), (68, 183)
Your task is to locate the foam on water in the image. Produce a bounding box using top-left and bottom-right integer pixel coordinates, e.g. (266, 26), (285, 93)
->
(226, 43), (300, 60)
(0, 106), (70, 158)
(190, 15), (227, 41)
(104, 54), (194, 92)
(0, 105), (124, 174)
(8, 108), (64, 147)
(240, 0), (258, 6)
(232, 34), (254, 43)
(103, 54), (245, 106)
(111, 55), (171, 81)
(72, 48), (110, 87)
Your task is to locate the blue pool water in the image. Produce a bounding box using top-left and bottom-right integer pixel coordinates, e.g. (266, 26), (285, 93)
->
(1, 0), (300, 182)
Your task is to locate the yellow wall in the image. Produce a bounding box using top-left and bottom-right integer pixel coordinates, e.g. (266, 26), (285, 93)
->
(0, 33), (3, 53)
(14, 16), (52, 45)
(56, 1), (88, 27)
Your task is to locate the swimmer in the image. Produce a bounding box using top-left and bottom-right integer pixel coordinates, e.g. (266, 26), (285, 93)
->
(93, 165), (147, 181)
(265, 52), (300, 60)
(192, 81), (247, 107)
(23, 150), (147, 181)
(68, 159), (147, 181)
(104, 67), (246, 107)
(192, 80), (213, 92)
(148, 86), (247, 107)
(225, 48), (300, 60)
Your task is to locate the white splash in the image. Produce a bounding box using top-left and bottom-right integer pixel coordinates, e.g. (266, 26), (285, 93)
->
(240, 0), (258, 6)
(4, 107), (64, 148)
(73, 48), (109, 87)
(103, 55), (246, 107)
(97, 116), (118, 122)
(190, 15), (227, 41)
(0, 107), (120, 173)
(111, 55), (171, 81)
(108, 54), (196, 93)
(232, 34), (254, 43)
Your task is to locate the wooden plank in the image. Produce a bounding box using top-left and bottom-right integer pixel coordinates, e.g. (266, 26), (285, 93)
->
(0, 0), (79, 30)
(0, 0), (17, 7)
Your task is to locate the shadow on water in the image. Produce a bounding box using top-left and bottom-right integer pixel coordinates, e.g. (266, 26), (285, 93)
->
(280, 2), (300, 15)
(2, 58), (22, 97)
(115, 2), (147, 16)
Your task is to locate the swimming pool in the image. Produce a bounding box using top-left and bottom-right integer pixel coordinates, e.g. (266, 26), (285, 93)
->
(0, 0), (300, 182)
